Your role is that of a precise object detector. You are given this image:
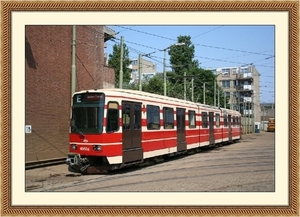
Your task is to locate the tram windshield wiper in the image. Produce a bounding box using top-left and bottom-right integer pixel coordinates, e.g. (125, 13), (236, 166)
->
(72, 124), (85, 138)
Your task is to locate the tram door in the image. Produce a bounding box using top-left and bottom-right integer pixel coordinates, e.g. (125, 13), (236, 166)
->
(209, 112), (215, 145)
(228, 115), (232, 141)
(122, 101), (143, 163)
(176, 108), (186, 152)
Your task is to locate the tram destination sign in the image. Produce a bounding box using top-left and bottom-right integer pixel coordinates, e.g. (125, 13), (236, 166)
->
(74, 93), (104, 103)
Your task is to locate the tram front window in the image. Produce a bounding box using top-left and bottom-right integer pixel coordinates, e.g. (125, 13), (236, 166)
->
(71, 93), (105, 134)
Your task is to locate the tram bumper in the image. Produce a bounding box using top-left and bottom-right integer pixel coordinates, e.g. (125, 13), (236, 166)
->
(66, 153), (89, 174)
(66, 153), (110, 174)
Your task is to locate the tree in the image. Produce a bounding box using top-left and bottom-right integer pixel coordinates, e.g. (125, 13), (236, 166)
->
(142, 74), (164, 95)
(108, 43), (131, 87)
(169, 35), (196, 76)
(167, 35), (220, 106)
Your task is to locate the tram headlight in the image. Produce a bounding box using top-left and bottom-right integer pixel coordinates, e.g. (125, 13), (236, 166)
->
(71, 144), (77, 150)
(93, 144), (102, 151)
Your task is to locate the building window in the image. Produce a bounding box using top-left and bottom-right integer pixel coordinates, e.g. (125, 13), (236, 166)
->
(224, 92), (230, 97)
(163, 107), (174, 129)
(132, 60), (138, 65)
(232, 68), (237, 74)
(233, 80), (238, 87)
(222, 68), (230, 76)
(188, 110), (196, 128)
(222, 80), (230, 88)
(241, 67), (248, 73)
(147, 105), (160, 130)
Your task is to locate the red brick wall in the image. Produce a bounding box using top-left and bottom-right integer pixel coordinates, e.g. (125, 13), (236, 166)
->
(25, 25), (115, 163)
(75, 26), (115, 91)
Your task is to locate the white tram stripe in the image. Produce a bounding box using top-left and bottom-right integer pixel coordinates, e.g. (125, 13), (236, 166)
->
(143, 147), (177, 159)
(107, 156), (122, 164)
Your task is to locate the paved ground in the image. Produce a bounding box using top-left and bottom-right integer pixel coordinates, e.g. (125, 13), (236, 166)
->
(26, 131), (275, 192)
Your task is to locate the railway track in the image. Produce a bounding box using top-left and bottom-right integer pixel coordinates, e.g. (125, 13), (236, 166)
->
(26, 132), (275, 192)
(25, 158), (66, 170)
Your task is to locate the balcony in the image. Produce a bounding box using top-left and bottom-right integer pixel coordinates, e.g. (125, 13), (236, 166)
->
(243, 110), (253, 115)
(236, 73), (253, 81)
(243, 97), (252, 102)
(237, 85), (254, 92)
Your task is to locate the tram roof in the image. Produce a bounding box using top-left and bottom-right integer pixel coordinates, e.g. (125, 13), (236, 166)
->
(75, 88), (239, 113)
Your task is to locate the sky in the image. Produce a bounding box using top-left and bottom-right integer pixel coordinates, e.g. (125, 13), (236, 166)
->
(104, 25), (275, 103)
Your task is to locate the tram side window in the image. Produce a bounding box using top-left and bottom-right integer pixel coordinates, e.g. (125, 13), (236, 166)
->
(122, 103), (131, 130)
(216, 114), (220, 127)
(163, 107), (174, 129)
(147, 105), (160, 130)
(224, 115), (228, 127)
(188, 110), (196, 128)
(202, 112), (208, 128)
(134, 105), (141, 130)
(233, 116), (236, 126)
(106, 102), (119, 132)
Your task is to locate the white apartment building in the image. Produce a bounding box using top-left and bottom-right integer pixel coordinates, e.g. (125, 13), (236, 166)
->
(129, 58), (157, 83)
(211, 65), (261, 122)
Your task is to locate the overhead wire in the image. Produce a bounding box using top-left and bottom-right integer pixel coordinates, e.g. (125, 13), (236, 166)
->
(107, 25), (275, 102)
(107, 27), (275, 79)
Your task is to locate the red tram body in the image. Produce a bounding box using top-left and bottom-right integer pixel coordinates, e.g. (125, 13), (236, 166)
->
(66, 89), (242, 174)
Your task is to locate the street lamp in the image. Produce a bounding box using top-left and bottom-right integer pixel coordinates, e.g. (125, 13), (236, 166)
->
(162, 42), (185, 96)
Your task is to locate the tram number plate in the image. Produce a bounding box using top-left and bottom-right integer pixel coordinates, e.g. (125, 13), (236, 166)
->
(80, 147), (90, 151)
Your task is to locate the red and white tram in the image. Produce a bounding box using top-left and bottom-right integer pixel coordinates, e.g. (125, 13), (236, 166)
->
(66, 89), (242, 174)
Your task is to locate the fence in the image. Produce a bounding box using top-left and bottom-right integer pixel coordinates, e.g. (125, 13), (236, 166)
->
(241, 117), (253, 134)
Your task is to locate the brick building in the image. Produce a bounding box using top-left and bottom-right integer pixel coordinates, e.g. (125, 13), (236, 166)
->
(25, 25), (115, 163)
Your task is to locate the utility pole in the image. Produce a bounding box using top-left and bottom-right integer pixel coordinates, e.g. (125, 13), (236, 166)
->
(191, 78), (194, 102)
(247, 102), (249, 134)
(214, 80), (216, 106)
(217, 87), (220, 108)
(184, 71), (186, 100)
(224, 92), (226, 108)
(138, 54), (142, 91)
(119, 36), (124, 89)
(163, 49), (166, 96)
(243, 100), (245, 134)
(203, 82), (206, 104)
(71, 25), (76, 97)
(252, 95), (254, 133)
(262, 105), (265, 131)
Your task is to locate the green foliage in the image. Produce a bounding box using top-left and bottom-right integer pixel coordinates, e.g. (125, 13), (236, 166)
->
(108, 43), (131, 87)
(142, 74), (164, 95)
(165, 35), (222, 106)
(169, 35), (196, 76)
